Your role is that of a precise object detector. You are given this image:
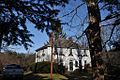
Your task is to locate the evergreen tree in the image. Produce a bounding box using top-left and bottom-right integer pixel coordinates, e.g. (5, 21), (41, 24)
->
(0, 0), (68, 51)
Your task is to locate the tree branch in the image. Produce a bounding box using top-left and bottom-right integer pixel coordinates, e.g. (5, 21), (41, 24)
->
(102, 25), (116, 49)
(59, 3), (85, 18)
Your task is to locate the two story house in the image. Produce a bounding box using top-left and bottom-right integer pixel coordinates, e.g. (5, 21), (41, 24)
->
(35, 38), (91, 71)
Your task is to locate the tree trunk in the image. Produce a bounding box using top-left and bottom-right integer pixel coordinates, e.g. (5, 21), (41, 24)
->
(85, 0), (104, 80)
(0, 33), (3, 52)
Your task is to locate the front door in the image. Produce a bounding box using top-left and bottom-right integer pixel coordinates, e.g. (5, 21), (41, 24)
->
(69, 61), (73, 71)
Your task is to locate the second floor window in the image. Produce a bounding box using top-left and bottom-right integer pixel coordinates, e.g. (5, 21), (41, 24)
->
(69, 48), (73, 56)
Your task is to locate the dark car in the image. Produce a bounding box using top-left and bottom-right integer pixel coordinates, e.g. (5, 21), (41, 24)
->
(2, 64), (23, 79)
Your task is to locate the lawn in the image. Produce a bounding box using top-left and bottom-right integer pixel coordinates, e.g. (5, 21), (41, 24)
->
(24, 72), (68, 80)
(35, 73), (68, 80)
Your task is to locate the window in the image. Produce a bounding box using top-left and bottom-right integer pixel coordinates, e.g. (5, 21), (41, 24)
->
(83, 50), (87, 56)
(60, 58), (63, 63)
(69, 49), (73, 56)
(84, 60), (87, 64)
(69, 60), (73, 71)
(59, 48), (63, 55)
(75, 61), (78, 67)
(42, 53), (45, 56)
(42, 50), (45, 56)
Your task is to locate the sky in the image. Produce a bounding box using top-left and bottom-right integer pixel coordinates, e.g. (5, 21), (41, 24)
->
(10, 0), (86, 53)
(10, 0), (110, 53)
(10, 21), (49, 53)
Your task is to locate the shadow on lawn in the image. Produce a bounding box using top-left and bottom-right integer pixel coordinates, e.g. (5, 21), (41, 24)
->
(24, 73), (67, 80)
(24, 73), (45, 80)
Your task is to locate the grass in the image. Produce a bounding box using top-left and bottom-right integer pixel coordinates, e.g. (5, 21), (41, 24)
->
(24, 69), (93, 80)
(24, 73), (68, 80)
(35, 73), (68, 80)
(24, 71), (33, 75)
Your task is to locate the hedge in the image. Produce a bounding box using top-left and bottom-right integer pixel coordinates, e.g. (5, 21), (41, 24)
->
(30, 62), (65, 74)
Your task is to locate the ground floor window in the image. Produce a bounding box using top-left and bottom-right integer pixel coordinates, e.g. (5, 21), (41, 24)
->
(75, 61), (78, 67)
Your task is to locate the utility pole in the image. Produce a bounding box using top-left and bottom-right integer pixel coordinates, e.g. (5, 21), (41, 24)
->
(50, 32), (53, 80)
(54, 31), (58, 63)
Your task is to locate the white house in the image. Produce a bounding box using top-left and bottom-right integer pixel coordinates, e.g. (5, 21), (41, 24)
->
(35, 38), (91, 72)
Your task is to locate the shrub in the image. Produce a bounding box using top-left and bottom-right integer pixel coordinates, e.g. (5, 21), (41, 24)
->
(30, 62), (65, 74)
(107, 65), (120, 79)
